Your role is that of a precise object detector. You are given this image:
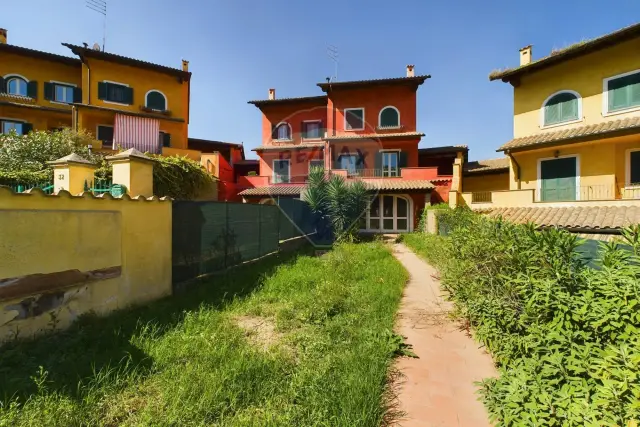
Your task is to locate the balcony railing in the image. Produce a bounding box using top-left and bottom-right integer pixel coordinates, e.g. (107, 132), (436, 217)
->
(622, 187), (640, 199)
(471, 191), (492, 203)
(538, 184), (616, 202)
(341, 168), (401, 178)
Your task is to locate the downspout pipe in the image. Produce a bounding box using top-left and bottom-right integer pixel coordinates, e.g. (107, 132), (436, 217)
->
(506, 150), (521, 190)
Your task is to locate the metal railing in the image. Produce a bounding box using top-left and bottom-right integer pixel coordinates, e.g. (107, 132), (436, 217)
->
(7, 181), (54, 194)
(471, 191), (492, 203)
(538, 184), (616, 202)
(336, 168), (401, 178)
(622, 186), (640, 200)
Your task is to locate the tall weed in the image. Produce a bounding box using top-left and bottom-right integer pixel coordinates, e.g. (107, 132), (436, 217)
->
(404, 210), (640, 426)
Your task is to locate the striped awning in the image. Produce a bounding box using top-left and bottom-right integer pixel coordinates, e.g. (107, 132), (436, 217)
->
(114, 114), (161, 154)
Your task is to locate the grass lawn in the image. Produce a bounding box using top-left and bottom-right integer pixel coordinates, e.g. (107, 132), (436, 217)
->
(0, 242), (407, 426)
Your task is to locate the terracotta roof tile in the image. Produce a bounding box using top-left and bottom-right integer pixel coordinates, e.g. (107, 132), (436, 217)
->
(464, 157), (510, 174)
(489, 22), (640, 82)
(247, 95), (327, 106)
(323, 132), (424, 141)
(498, 117), (640, 151)
(252, 143), (324, 152)
(478, 205), (640, 230)
(238, 179), (435, 197)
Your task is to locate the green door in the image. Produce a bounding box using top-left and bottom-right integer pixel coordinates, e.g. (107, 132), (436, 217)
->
(540, 157), (577, 201)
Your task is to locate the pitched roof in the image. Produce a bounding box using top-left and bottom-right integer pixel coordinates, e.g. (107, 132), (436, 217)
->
(62, 43), (191, 80)
(498, 117), (640, 152)
(464, 157), (510, 174)
(47, 153), (94, 166)
(323, 132), (424, 141)
(0, 43), (81, 66)
(317, 75), (430, 91)
(419, 145), (468, 155)
(238, 179), (434, 197)
(489, 22), (640, 83)
(252, 143), (324, 152)
(477, 205), (640, 231)
(247, 95), (327, 107)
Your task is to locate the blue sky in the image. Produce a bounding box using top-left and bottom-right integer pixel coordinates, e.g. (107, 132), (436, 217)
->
(5, 0), (639, 160)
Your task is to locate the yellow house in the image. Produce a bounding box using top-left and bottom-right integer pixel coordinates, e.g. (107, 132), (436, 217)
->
(0, 29), (81, 133)
(463, 23), (640, 208)
(0, 28), (199, 159)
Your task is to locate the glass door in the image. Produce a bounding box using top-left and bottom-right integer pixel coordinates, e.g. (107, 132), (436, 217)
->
(365, 195), (410, 232)
(381, 152), (399, 177)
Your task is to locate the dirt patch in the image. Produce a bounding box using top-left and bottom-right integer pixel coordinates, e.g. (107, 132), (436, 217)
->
(235, 315), (281, 350)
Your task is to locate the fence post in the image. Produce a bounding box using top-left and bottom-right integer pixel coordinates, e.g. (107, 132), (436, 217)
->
(106, 148), (156, 198)
(224, 202), (229, 269)
(258, 205), (262, 256)
(47, 153), (97, 195)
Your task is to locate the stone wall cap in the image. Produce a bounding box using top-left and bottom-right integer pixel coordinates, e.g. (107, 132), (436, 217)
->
(47, 153), (95, 166)
(105, 148), (156, 163)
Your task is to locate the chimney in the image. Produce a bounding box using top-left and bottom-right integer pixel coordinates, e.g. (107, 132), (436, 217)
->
(182, 59), (189, 72)
(268, 88), (276, 100)
(406, 64), (415, 77)
(0, 29), (6, 45)
(519, 45), (532, 66)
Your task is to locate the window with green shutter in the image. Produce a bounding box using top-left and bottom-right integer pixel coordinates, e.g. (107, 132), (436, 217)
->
(540, 157), (577, 202)
(379, 106), (400, 128)
(543, 92), (579, 126)
(629, 150), (640, 186)
(607, 71), (640, 113)
(146, 90), (166, 111)
(98, 81), (133, 104)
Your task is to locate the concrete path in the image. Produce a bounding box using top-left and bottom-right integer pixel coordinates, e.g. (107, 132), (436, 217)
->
(391, 243), (497, 427)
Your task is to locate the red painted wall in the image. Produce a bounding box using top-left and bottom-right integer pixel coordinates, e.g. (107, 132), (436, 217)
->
(258, 148), (324, 182)
(259, 101), (327, 146)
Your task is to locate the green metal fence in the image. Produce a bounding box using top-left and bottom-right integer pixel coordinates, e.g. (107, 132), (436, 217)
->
(6, 181), (54, 194)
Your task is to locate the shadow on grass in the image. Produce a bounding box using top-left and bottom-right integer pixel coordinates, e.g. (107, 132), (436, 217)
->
(0, 248), (310, 404)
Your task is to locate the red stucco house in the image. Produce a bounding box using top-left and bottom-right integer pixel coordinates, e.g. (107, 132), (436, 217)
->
(238, 66), (462, 232)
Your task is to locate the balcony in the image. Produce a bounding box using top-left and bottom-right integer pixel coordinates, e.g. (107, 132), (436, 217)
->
(331, 167), (442, 180)
(461, 184), (640, 210)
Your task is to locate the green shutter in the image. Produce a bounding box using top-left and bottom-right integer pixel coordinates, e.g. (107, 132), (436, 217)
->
(608, 72), (640, 112)
(300, 121), (306, 139)
(98, 82), (107, 100)
(630, 151), (640, 185)
(544, 92), (578, 125)
(398, 151), (408, 168)
(540, 157), (577, 202)
(162, 132), (171, 147)
(22, 123), (33, 135)
(73, 87), (82, 103)
(125, 87), (134, 105)
(0, 77), (6, 93)
(44, 82), (54, 100)
(380, 107), (399, 127)
(27, 81), (37, 98)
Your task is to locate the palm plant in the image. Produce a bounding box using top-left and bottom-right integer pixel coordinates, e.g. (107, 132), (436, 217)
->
(302, 167), (370, 242)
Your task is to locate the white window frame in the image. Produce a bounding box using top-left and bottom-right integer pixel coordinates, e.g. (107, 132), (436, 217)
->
(145, 89), (168, 111)
(272, 159), (291, 183)
(96, 124), (114, 148)
(536, 154), (581, 202)
(363, 194), (413, 233)
(302, 119), (322, 140)
(602, 68), (640, 117)
(625, 148), (640, 188)
(3, 74), (30, 97)
(539, 90), (583, 129)
(379, 149), (401, 177)
(378, 105), (401, 129)
(273, 122), (292, 141)
(49, 80), (77, 105)
(101, 80), (130, 106)
(344, 107), (365, 131)
(308, 158), (324, 172)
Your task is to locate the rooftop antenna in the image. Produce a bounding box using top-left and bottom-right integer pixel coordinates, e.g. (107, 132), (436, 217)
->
(327, 45), (338, 81)
(85, 0), (107, 51)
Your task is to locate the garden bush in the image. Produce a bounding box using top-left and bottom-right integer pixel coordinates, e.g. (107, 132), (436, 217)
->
(404, 209), (640, 426)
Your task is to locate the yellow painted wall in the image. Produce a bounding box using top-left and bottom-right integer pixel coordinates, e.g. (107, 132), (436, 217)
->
(513, 38), (640, 138)
(81, 58), (189, 149)
(463, 172), (509, 193)
(509, 134), (640, 198)
(0, 188), (172, 343)
(0, 104), (71, 131)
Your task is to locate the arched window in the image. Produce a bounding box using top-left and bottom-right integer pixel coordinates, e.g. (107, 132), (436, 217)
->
(145, 90), (167, 110)
(6, 76), (27, 96)
(273, 122), (291, 140)
(543, 91), (580, 126)
(379, 106), (400, 128)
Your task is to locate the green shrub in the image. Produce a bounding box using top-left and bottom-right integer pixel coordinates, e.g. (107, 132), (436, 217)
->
(404, 209), (640, 426)
(150, 154), (213, 199)
(417, 202), (450, 232)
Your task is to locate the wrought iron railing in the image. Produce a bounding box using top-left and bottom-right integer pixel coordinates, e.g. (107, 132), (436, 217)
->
(337, 168), (401, 178)
(471, 191), (492, 203)
(7, 181), (54, 194)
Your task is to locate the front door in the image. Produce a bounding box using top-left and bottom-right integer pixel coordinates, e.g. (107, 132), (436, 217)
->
(366, 195), (410, 232)
(540, 157), (577, 201)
